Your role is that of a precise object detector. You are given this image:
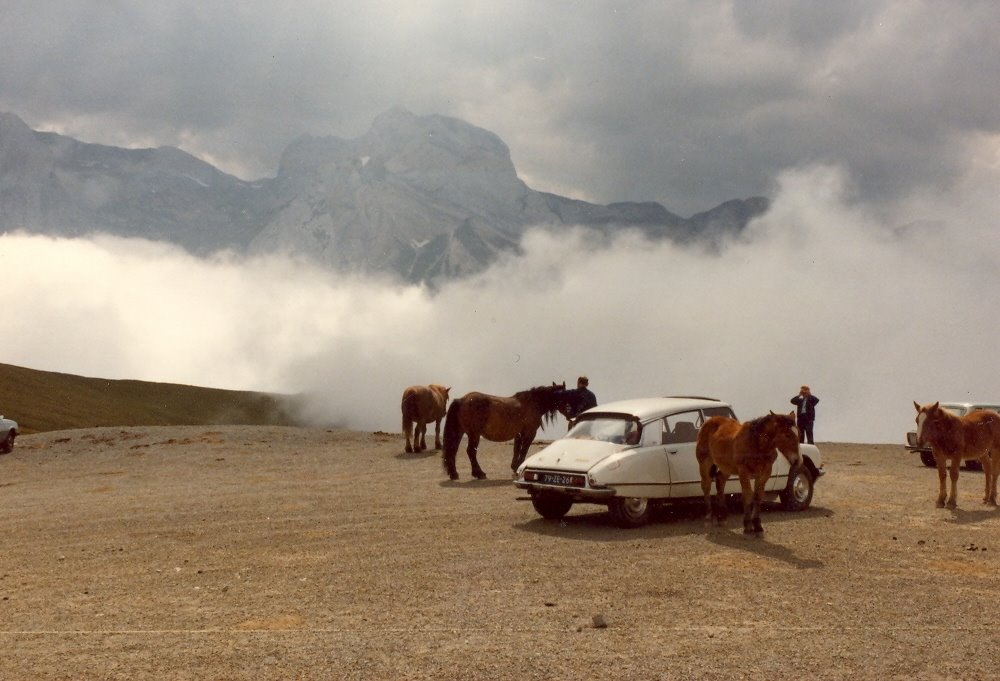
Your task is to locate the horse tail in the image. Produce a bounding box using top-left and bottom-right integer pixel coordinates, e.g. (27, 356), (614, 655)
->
(400, 393), (411, 433)
(401, 389), (417, 441)
(442, 398), (464, 474)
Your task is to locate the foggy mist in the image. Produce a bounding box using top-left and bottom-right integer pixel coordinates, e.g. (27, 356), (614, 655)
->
(3, 164), (998, 443)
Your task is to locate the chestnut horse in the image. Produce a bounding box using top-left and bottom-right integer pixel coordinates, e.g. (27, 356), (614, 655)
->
(695, 411), (801, 535)
(913, 401), (1000, 508)
(442, 383), (568, 480)
(401, 384), (450, 453)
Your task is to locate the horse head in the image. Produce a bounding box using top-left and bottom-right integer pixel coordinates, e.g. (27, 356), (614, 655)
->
(913, 401), (942, 447)
(549, 382), (577, 420)
(767, 410), (801, 467)
(534, 382), (569, 425)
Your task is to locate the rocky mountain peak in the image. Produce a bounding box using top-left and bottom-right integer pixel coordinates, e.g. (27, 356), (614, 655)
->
(0, 108), (771, 284)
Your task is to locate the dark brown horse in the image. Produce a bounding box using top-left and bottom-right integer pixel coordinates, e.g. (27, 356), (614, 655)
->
(401, 384), (450, 453)
(442, 383), (568, 480)
(695, 411), (800, 535)
(914, 401), (1000, 508)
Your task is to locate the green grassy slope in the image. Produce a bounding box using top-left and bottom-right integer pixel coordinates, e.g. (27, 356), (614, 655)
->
(0, 363), (303, 434)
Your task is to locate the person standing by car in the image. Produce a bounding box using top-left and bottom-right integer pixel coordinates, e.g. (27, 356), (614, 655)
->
(791, 385), (819, 444)
(565, 376), (598, 426)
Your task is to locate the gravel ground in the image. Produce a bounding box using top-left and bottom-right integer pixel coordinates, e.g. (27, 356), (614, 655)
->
(2, 426), (999, 680)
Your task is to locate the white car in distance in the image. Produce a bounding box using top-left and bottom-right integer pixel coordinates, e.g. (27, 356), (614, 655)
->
(0, 415), (18, 454)
(514, 396), (824, 528)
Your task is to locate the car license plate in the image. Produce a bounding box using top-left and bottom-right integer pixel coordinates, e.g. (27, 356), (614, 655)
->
(540, 473), (583, 487)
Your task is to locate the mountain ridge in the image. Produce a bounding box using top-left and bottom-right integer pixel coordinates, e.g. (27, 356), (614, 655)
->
(0, 109), (769, 283)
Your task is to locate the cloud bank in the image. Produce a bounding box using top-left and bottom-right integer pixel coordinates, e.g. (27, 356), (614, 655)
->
(2, 160), (998, 443)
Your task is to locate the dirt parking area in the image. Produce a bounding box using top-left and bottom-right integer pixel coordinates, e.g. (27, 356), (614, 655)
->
(2, 426), (999, 680)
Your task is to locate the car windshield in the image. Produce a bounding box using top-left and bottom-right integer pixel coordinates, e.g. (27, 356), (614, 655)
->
(566, 416), (641, 444)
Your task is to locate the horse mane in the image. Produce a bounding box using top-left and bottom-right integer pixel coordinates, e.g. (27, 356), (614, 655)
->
(746, 413), (792, 450)
(746, 415), (771, 450)
(514, 384), (564, 426)
(513, 384), (556, 400)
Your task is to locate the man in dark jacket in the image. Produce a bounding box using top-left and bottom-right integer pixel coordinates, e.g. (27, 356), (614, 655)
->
(791, 385), (819, 444)
(565, 376), (597, 424)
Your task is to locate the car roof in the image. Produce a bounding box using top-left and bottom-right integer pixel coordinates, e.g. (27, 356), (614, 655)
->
(579, 396), (730, 423)
(939, 402), (1000, 410)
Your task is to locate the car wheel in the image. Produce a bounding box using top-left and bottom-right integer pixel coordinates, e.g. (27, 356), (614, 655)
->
(0, 430), (14, 454)
(609, 497), (650, 528)
(780, 465), (814, 511)
(531, 493), (573, 520)
(919, 450), (936, 468)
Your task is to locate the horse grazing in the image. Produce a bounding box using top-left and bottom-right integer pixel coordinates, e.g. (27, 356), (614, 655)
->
(401, 384), (450, 453)
(442, 383), (568, 480)
(695, 411), (801, 535)
(913, 401), (1000, 508)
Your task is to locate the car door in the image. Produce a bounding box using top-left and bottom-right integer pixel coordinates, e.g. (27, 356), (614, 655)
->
(662, 410), (705, 498)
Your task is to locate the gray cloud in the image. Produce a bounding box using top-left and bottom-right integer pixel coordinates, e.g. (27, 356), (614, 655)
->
(2, 1), (998, 214)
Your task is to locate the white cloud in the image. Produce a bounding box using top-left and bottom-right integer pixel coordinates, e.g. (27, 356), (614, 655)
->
(2, 160), (998, 443)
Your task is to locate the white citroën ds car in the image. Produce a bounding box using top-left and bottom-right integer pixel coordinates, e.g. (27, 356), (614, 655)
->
(514, 397), (824, 528)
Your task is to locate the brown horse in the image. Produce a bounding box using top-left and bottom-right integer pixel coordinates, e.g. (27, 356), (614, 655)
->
(401, 384), (450, 453)
(696, 411), (801, 535)
(913, 401), (1000, 508)
(442, 383), (568, 480)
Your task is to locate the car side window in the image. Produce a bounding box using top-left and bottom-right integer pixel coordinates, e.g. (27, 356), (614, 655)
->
(703, 406), (736, 420)
(640, 420), (663, 447)
(662, 411), (702, 443)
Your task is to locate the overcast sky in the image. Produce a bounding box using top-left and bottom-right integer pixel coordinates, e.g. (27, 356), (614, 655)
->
(2, 2), (1000, 444)
(2, 1), (997, 215)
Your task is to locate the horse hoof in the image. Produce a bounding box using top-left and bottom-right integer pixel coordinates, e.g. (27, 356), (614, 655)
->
(743, 527), (755, 535)
(405, 445), (413, 454)
(473, 471), (487, 480)
(946, 501), (957, 509)
(448, 472), (459, 481)
(936, 500), (946, 508)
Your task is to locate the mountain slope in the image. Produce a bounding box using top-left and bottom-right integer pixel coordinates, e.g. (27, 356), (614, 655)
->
(0, 363), (301, 434)
(0, 112), (263, 253)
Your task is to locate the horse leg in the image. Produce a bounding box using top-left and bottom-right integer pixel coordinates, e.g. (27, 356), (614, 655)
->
(510, 429), (537, 473)
(751, 472), (768, 534)
(403, 418), (414, 454)
(739, 472), (755, 534)
(946, 456), (960, 508)
(982, 456), (996, 505)
(433, 418), (442, 450)
(698, 460), (714, 522)
(510, 433), (524, 473)
(983, 452), (1000, 506)
(713, 471), (729, 524)
(934, 453), (947, 507)
(415, 420), (427, 452)
(467, 433), (487, 480)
